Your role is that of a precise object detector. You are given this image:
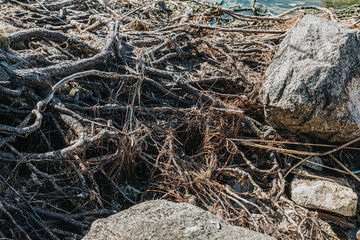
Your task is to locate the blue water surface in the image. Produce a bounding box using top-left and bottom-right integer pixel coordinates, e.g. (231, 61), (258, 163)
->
(214, 0), (360, 13)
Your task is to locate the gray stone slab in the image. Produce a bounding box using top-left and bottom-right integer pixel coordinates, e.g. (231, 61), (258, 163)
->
(291, 176), (357, 217)
(82, 200), (275, 240)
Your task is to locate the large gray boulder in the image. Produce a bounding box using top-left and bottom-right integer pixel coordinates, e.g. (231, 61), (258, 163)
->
(260, 15), (360, 142)
(82, 200), (275, 240)
(291, 176), (358, 217)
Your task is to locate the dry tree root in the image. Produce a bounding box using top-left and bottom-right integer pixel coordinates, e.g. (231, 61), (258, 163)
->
(0, 0), (357, 239)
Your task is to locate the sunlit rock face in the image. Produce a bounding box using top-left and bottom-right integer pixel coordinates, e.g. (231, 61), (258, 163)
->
(260, 15), (360, 142)
(291, 176), (358, 217)
(82, 200), (275, 240)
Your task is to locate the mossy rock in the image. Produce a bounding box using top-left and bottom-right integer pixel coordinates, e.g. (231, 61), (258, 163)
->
(0, 34), (10, 50)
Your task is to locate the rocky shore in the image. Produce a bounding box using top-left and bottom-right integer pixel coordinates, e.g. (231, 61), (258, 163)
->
(0, 1), (359, 239)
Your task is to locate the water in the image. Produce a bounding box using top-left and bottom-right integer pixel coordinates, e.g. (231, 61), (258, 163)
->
(216, 0), (360, 13)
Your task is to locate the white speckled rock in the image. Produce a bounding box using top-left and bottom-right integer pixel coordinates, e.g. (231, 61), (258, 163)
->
(82, 200), (275, 240)
(260, 15), (360, 142)
(291, 177), (358, 216)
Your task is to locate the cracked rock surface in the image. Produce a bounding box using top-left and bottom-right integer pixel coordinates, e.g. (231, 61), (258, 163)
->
(260, 15), (360, 142)
(291, 176), (358, 217)
(82, 200), (275, 240)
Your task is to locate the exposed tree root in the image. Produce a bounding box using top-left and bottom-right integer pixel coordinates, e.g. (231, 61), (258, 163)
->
(0, 1), (358, 239)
